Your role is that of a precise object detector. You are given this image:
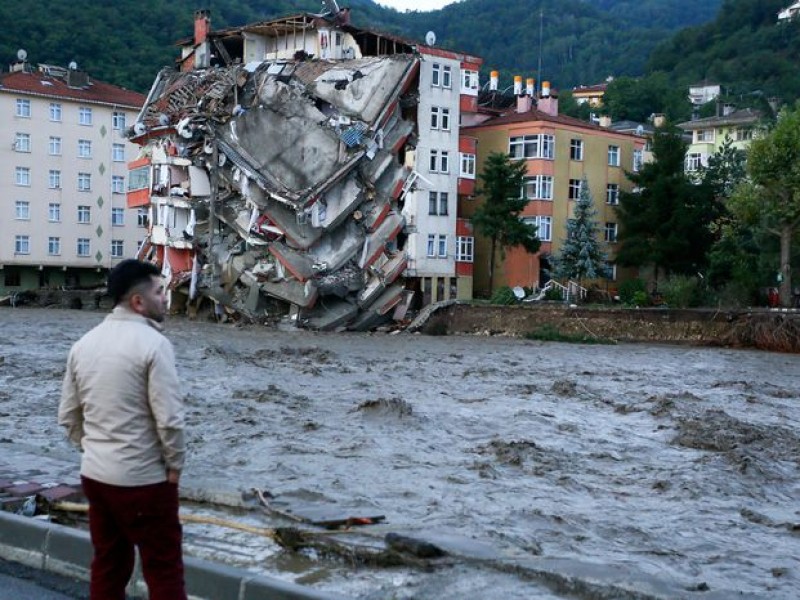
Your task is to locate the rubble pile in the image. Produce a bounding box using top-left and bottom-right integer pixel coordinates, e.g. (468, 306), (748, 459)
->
(130, 54), (420, 330)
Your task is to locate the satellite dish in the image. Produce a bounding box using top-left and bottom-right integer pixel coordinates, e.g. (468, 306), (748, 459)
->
(635, 124), (644, 135)
(16, 49), (27, 61)
(425, 31), (436, 46)
(68, 61), (78, 71)
(512, 286), (525, 300)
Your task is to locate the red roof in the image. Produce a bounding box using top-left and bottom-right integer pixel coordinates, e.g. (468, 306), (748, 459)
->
(464, 107), (639, 140)
(0, 70), (145, 108)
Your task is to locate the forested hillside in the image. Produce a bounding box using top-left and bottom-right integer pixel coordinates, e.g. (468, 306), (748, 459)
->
(647, 0), (800, 100)
(0, 0), (719, 92)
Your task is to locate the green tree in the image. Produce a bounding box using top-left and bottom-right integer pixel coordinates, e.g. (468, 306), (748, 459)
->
(553, 176), (608, 289)
(728, 102), (800, 305)
(615, 128), (719, 280)
(472, 152), (541, 294)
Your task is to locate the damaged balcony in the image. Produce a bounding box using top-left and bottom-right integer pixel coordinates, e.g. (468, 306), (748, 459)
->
(128, 50), (421, 330)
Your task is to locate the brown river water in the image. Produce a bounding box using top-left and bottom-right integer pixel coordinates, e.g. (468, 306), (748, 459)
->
(1, 307), (798, 599)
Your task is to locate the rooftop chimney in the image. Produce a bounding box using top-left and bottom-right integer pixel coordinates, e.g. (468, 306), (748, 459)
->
(513, 75), (522, 96)
(526, 78), (535, 97)
(598, 115), (612, 128)
(651, 113), (666, 128)
(194, 9), (211, 45)
(489, 70), (498, 92)
(537, 82), (558, 117)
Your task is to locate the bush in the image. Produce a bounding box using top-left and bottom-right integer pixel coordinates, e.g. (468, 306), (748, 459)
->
(632, 290), (650, 307)
(544, 286), (564, 301)
(618, 278), (647, 306)
(489, 286), (518, 305)
(660, 275), (713, 308)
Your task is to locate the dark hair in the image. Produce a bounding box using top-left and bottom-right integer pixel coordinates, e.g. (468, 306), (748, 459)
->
(107, 259), (161, 306)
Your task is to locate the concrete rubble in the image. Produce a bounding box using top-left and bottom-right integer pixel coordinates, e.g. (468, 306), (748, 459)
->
(128, 33), (420, 330)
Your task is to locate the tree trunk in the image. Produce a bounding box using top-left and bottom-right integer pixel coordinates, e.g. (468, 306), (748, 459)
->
(488, 237), (497, 296)
(779, 224), (793, 307)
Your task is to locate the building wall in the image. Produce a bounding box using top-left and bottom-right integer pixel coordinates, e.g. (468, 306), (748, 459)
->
(0, 92), (143, 293)
(468, 118), (643, 296)
(405, 52), (461, 290)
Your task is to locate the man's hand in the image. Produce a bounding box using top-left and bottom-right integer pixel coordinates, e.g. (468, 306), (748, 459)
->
(167, 469), (181, 484)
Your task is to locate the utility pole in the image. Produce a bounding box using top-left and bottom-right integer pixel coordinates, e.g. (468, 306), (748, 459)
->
(537, 8), (543, 95)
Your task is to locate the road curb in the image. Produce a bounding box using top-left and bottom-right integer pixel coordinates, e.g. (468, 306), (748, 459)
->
(0, 511), (348, 600)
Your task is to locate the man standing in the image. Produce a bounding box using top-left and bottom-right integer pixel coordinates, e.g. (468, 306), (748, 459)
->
(59, 259), (187, 600)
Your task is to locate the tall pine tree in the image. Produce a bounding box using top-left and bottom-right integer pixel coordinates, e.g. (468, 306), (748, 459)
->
(553, 176), (608, 287)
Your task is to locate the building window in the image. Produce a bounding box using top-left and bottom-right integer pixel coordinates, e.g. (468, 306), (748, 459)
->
(79, 107), (93, 125)
(77, 205), (91, 223)
(15, 235), (30, 255)
(431, 63), (441, 87)
(696, 129), (714, 142)
(604, 222), (618, 242)
(50, 103), (62, 122)
(428, 191), (438, 215)
(15, 167), (31, 186)
(460, 153), (476, 178)
(461, 69), (479, 92)
(112, 207), (125, 226)
(523, 216), (552, 241)
(112, 176), (125, 194)
(78, 139), (92, 158)
(606, 183), (619, 205)
(736, 127), (753, 141)
(48, 237), (61, 256)
(429, 150), (449, 173)
(78, 172), (92, 191)
(568, 178), (582, 200)
(456, 236), (474, 262)
(570, 138), (584, 161)
(77, 238), (90, 257)
(439, 192), (449, 216)
(686, 153), (703, 172)
(427, 233), (436, 257)
(442, 65), (452, 88)
(112, 111), (126, 130)
(112, 143), (125, 162)
(15, 200), (30, 220)
(604, 262), (617, 281)
(430, 107), (451, 131)
(111, 240), (124, 258)
(633, 149), (643, 172)
(437, 234), (447, 257)
(129, 166), (148, 192)
(49, 170), (62, 189)
(49, 136), (62, 155)
(608, 145), (620, 167)
(49, 203), (61, 222)
(509, 134), (554, 160)
(14, 133), (31, 153)
(16, 98), (31, 118)
(522, 175), (553, 201)
(137, 208), (149, 227)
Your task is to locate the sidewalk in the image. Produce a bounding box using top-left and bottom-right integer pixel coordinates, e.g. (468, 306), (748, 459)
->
(0, 442), (347, 600)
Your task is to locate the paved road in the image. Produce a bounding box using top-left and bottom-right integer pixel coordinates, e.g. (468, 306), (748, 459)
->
(0, 559), (86, 599)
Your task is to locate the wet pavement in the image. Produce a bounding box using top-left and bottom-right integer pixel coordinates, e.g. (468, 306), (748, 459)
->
(1, 307), (798, 599)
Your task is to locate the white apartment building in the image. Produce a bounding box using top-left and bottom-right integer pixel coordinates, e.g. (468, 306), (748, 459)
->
(405, 47), (481, 305)
(0, 58), (145, 293)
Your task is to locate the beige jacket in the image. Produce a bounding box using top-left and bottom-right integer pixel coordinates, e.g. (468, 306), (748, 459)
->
(59, 306), (185, 486)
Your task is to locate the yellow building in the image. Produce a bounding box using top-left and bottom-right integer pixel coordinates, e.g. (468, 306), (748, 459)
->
(462, 91), (644, 297)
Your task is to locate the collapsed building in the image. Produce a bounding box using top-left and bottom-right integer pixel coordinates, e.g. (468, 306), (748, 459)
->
(127, 6), (482, 330)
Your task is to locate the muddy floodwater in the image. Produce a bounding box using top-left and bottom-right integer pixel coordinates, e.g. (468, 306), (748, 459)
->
(2, 308), (799, 599)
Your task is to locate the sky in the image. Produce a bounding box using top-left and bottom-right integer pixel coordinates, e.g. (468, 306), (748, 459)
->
(375, 0), (455, 12)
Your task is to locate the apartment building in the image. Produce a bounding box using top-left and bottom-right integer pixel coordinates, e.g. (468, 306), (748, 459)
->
(409, 47), (481, 305)
(127, 8), (482, 327)
(677, 107), (764, 173)
(0, 57), (145, 294)
(463, 83), (645, 295)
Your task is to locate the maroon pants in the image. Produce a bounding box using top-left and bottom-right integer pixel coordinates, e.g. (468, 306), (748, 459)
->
(81, 476), (187, 600)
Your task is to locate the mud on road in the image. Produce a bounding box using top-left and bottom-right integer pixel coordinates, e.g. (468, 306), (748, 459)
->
(1, 307), (799, 599)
